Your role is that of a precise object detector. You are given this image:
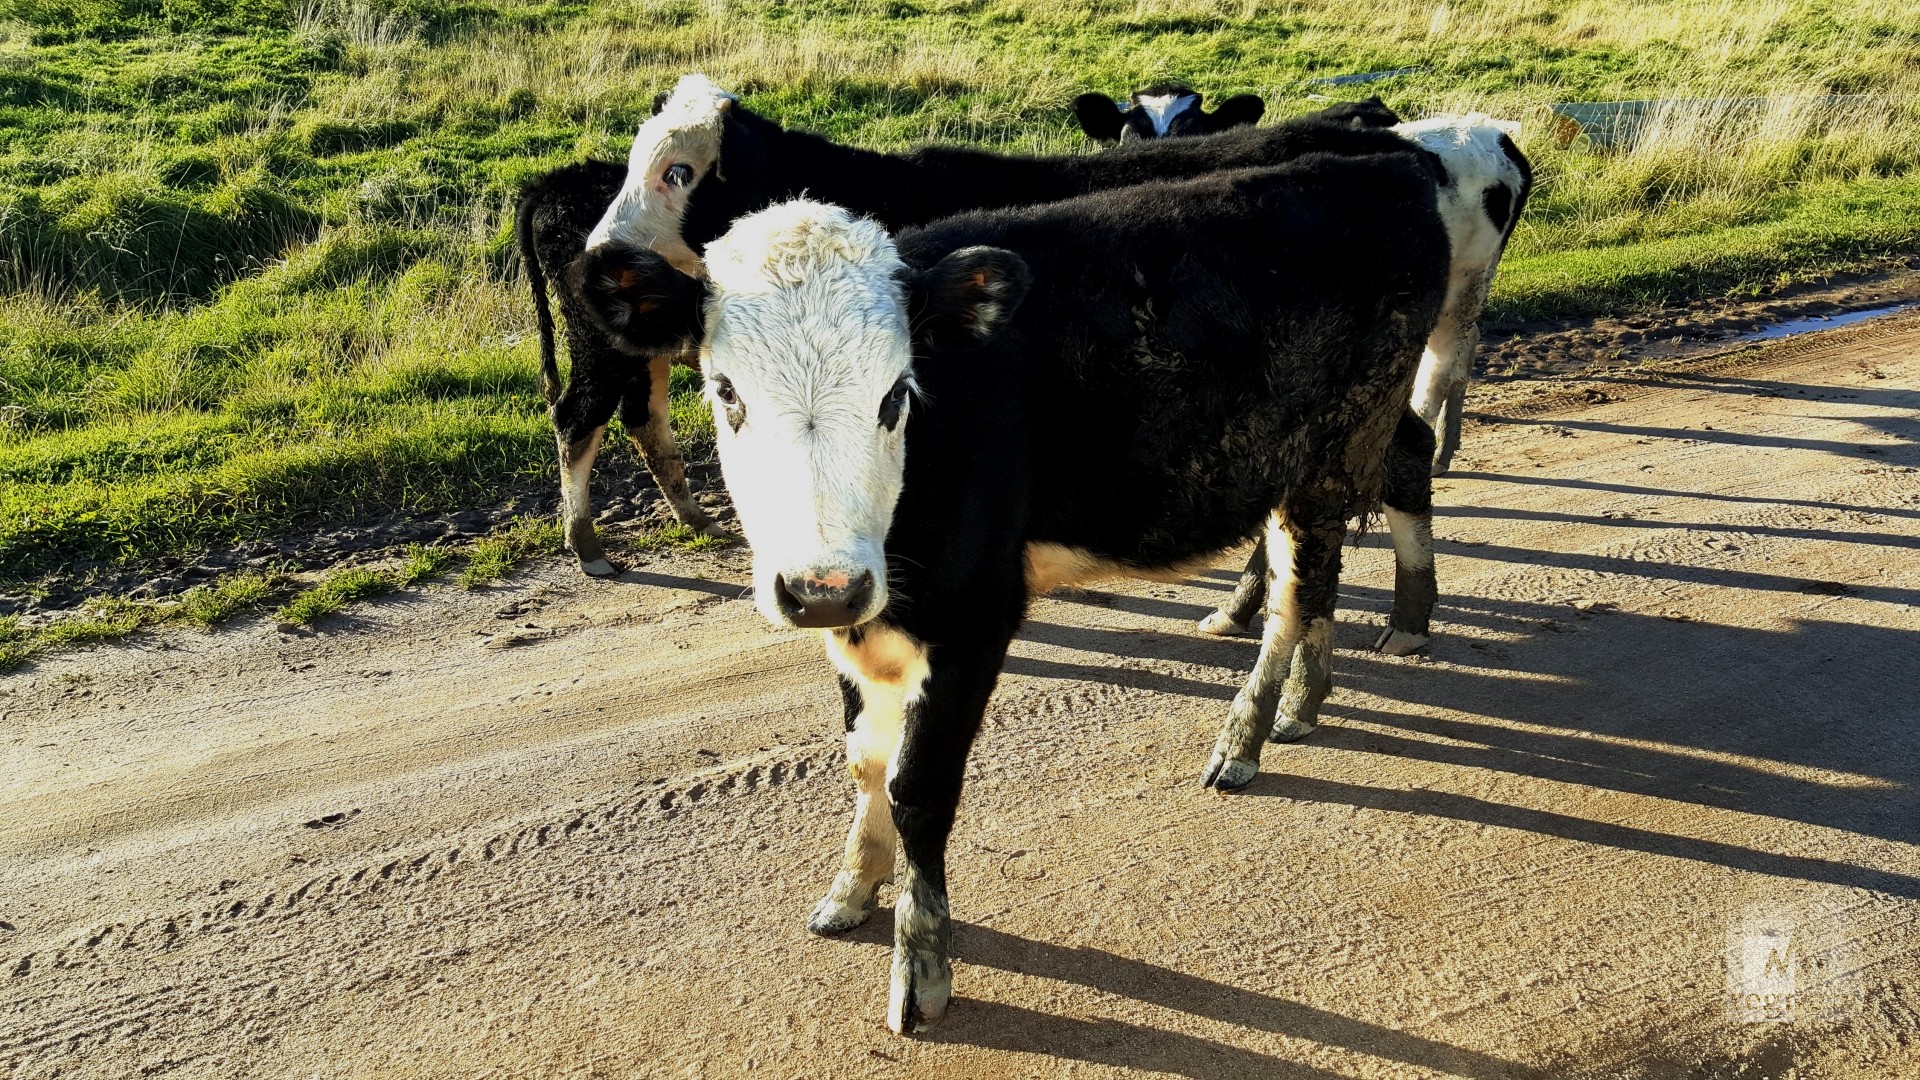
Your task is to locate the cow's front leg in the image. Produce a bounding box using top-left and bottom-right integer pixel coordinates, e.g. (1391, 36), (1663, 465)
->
(885, 642), (1004, 1034)
(1412, 303), (1481, 476)
(550, 378), (624, 576)
(808, 675), (902, 934)
(1374, 411), (1437, 656)
(622, 354), (733, 540)
(1197, 543), (1266, 637)
(1204, 510), (1345, 788)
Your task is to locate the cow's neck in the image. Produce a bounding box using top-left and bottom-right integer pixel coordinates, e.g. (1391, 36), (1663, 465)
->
(770, 129), (1093, 229)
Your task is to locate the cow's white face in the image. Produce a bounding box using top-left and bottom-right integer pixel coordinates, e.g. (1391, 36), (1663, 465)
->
(1128, 92), (1201, 140)
(700, 202), (916, 630)
(584, 72), (735, 275)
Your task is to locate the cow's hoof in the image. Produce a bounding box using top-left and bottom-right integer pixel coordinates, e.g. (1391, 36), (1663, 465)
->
(694, 521), (739, 543)
(1267, 718), (1318, 744)
(578, 557), (621, 578)
(1196, 610), (1249, 637)
(806, 896), (873, 936)
(888, 947), (952, 1035)
(1373, 628), (1430, 656)
(1200, 753), (1258, 791)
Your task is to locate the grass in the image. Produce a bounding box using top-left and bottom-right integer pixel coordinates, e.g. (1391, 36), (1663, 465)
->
(3, 0), (1918, 594)
(177, 568), (282, 624)
(458, 514), (558, 587)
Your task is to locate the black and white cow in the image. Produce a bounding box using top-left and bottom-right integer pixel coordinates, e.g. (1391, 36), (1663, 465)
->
(1069, 81), (1267, 143)
(517, 75), (1442, 575)
(604, 148), (1452, 1032)
(1074, 89), (1534, 477)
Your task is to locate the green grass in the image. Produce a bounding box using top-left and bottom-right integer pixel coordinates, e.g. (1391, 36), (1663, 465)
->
(458, 514), (558, 587)
(176, 568), (281, 624)
(3, 0), (1918, 593)
(274, 564), (396, 625)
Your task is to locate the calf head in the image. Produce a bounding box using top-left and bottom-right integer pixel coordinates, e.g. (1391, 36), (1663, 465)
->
(608, 201), (1028, 630)
(1071, 82), (1266, 143)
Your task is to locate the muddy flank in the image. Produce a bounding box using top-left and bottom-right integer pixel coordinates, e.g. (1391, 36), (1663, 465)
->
(3, 314), (1919, 1078)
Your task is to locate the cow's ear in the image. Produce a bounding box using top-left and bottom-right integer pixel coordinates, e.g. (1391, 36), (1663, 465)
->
(909, 246), (1030, 350)
(1071, 93), (1126, 143)
(1207, 94), (1266, 131)
(566, 245), (708, 355)
(651, 91), (670, 115)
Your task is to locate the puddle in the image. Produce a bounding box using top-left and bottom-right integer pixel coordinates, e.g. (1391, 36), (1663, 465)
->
(1735, 302), (1919, 343)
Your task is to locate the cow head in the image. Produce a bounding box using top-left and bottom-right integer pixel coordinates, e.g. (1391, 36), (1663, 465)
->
(1070, 83), (1266, 143)
(605, 201), (1028, 630)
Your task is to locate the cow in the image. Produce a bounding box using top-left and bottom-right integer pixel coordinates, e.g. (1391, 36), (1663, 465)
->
(1193, 115), (1534, 641)
(517, 74), (1447, 576)
(1069, 81), (1267, 143)
(599, 144), (1453, 1032)
(1072, 88), (1533, 477)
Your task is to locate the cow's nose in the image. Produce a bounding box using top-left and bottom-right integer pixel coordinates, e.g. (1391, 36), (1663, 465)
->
(772, 569), (875, 629)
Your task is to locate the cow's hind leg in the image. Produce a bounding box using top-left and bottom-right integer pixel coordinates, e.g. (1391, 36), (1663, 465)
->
(809, 674), (904, 935)
(1197, 544), (1267, 637)
(1203, 510), (1345, 788)
(622, 354), (731, 539)
(1375, 411), (1437, 657)
(551, 379), (624, 577)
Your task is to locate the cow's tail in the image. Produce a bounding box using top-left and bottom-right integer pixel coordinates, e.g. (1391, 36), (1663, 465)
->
(516, 186), (562, 408)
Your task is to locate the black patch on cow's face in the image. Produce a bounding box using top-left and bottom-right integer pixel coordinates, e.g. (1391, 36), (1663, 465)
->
(907, 246), (1031, 351)
(1071, 93), (1127, 143)
(564, 244), (708, 355)
(1482, 181), (1514, 234)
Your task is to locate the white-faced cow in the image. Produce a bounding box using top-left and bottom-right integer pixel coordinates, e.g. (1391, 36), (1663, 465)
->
(602, 142), (1452, 1032)
(517, 75), (1443, 575)
(1069, 81), (1267, 143)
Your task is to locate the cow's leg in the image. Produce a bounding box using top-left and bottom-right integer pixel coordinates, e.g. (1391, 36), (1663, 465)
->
(1203, 510), (1345, 789)
(1197, 544), (1267, 637)
(1412, 288), (1484, 477)
(621, 354), (730, 539)
(551, 379), (624, 577)
(808, 674), (902, 935)
(884, 641), (1005, 1034)
(1375, 411), (1437, 656)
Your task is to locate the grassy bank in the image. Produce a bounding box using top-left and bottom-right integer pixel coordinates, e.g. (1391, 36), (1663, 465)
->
(3, 0), (1918, 592)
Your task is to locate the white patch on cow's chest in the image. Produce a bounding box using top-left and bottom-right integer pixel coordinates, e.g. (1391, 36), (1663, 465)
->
(1135, 93), (1200, 136)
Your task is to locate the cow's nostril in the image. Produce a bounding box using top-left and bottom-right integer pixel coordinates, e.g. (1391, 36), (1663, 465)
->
(771, 573), (806, 621)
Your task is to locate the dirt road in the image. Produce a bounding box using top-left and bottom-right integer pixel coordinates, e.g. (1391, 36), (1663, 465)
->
(4, 318), (1918, 1079)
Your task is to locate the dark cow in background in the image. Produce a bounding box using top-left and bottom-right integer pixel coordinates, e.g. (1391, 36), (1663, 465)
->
(516, 75), (1445, 576)
(1069, 81), (1267, 142)
(607, 142), (1452, 1031)
(1071, 87), (1534, 477)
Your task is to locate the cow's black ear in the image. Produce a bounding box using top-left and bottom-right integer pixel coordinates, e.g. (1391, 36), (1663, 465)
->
(909, 246), (1030, 350)
(651, 91), (670, 115)
(1071, 93), (1126, 143)
(1207, 94), (1266, 131)
(565, 245), (708, 355)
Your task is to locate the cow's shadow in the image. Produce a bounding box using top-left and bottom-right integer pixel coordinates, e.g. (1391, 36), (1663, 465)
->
(841, 913), (1538, 1078)
(1011, 527), (1920, 895)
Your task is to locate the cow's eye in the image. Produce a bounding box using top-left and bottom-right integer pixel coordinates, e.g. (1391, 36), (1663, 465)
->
(712, 376), (745, 432)
(878, 378), (911, 431)
(664, 162), (695, 187)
